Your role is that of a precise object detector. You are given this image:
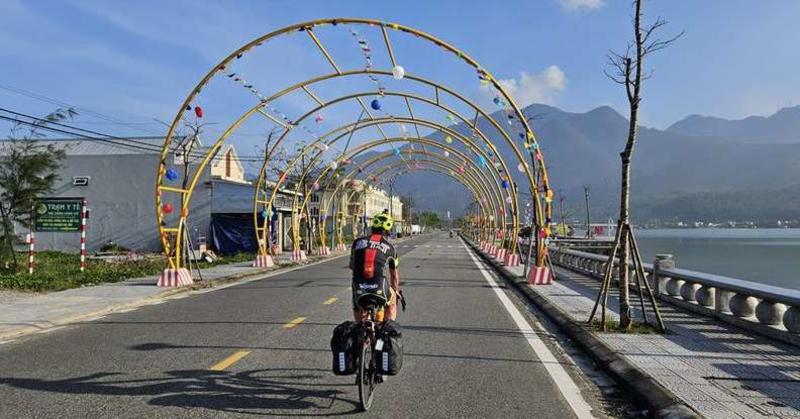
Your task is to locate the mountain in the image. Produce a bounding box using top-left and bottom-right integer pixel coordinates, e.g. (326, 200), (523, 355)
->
(390, 103), (800, 222)
(667, 106), (800, 143)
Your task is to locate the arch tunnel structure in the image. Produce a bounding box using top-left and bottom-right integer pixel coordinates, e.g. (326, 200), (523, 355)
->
(155, 18), (555, 282)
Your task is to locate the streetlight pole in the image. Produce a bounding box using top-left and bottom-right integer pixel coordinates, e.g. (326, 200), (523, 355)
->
(584, 186), (592, 239)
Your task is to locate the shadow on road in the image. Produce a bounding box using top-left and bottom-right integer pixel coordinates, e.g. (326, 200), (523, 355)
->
(0, 368), (360, 416)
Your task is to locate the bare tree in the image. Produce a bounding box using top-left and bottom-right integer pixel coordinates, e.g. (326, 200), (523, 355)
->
(589, 0), (682, 331)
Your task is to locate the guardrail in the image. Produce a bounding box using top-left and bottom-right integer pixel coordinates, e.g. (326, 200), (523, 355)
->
(550, 246), (800, 342)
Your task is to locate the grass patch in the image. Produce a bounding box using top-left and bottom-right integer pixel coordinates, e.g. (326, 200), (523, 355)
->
(590, 319), (661, 334)
(0, 251), (258, 292)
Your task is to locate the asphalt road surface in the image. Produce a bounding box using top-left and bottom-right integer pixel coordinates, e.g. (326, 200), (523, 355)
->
(0, 233), (605, 418)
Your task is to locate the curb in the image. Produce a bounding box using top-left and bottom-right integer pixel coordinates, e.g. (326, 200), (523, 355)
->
(463, 237), (700, 419)
(0, 252), (350, 342)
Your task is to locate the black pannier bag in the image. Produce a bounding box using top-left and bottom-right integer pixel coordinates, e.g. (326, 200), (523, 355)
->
(377, 319), (403, 375)
(331, 321), (360, 375)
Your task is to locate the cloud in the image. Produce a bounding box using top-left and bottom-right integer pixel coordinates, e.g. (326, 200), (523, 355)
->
(557, 0), (605, 11)
(495, 66), (567, 107)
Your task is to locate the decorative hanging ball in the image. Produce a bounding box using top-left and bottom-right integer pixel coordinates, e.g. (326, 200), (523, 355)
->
(393, 148), (401, 156)
(165, 168), (179, 181)
(314, 114), (324, 123)
(458, 166), (465, 173)
(445, 136), (453, 144)
(185, 105), (192, 111)
(260, 210), (269, 219)
(443, 150), (450, 157)
(523, 142), (531, 149)
(320, 143), (329, 151)
(392, 65), (405, 80)
(517, 163), (526, 173)
(478, 156), (487, 167)
(312, 181), (320, 191)
(493, 97), (500, 105)
(330, 161), (338, 170)
(481, 197), (488, 204)
(194, 106), (203, 118)
(506, 196), (513, 204)
(370, 99), (381, 110)
(488, 215), (495, 221)
(519, 132), (525, 140)
(162, 203), (174, 214)
(501, 180), (510, 189)
(446, 114), (455, 122)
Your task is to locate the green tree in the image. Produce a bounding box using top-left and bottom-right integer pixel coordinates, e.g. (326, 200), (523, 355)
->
(418, 211), (441, 228)
(0, 108), (75, 271)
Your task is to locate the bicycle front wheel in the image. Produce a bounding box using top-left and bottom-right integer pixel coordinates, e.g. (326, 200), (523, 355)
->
(357, 342), (376, 411)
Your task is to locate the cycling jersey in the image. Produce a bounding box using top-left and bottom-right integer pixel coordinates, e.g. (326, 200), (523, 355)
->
(350, 233), (398, 281)
(350, 233), (398, 309)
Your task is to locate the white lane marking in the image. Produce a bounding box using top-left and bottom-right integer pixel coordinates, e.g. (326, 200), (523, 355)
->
(461, 239), (595, 419)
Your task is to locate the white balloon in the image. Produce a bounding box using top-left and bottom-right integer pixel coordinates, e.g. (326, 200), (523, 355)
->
(443, 150), (450, 157)
(330, 161), (338, 170)
(506, 196), (512, 204)
(392, 65), (405, 80)
(320, 143), (329, 151)
(517, 163), (525, 172)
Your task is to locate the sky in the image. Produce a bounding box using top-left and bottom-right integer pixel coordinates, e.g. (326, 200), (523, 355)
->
(2, 0), (799, 146)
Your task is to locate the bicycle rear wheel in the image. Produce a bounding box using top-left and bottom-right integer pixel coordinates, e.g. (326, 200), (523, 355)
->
(356, 341), (376, 411)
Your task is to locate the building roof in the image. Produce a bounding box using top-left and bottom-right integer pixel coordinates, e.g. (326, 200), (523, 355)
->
(0, 136), (167, 156)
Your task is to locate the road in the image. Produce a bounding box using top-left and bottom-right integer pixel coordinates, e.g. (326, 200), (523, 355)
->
(0, 233), (608, 418)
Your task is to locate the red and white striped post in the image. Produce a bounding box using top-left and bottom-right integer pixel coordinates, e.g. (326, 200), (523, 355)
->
(80, 200), (88, 272)
(27, 232), (35, 275)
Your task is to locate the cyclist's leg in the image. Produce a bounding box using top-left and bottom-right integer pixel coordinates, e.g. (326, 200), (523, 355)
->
(385, 288), (398, 321)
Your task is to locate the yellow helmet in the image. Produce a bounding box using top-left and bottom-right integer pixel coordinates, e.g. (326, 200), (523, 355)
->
(371, 212), (394, 231)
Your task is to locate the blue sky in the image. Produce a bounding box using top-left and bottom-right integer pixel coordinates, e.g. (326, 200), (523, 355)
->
(2, 0), (799, 146)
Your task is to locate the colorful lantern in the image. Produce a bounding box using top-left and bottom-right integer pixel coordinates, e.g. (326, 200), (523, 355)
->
(165, 168), (179, 181)
(392, 65), (405, 80)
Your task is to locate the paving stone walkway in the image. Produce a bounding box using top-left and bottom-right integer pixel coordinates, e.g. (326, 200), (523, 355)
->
(527, 264), (800, 418)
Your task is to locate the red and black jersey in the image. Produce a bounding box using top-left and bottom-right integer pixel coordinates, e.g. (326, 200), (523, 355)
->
(350, 233), (398, 281)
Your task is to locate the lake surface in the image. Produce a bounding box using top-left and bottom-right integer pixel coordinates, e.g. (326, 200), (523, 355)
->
(633, 229), (800, 289)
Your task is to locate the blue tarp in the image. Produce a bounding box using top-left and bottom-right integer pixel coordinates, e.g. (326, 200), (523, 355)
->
(210, 213), (262, 254)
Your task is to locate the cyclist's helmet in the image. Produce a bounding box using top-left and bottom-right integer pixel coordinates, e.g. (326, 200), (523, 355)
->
(371, 212), (394, 233)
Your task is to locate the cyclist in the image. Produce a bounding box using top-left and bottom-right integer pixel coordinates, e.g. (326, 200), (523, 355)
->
(350, 212), (400, 322)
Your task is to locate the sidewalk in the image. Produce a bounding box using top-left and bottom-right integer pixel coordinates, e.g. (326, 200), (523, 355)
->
(497, 258), (800, 418)
(0, 252), (337, 342)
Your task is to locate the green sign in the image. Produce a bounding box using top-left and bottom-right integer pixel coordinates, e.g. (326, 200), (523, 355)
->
(34, 199), (83, 232)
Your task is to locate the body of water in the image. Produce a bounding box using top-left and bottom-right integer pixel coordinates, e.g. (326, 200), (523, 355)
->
(633, 228), (800, 290)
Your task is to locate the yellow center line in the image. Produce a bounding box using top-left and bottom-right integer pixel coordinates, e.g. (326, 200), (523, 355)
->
(283, 316), (307, 328)
(323, 297), (338, 305)
(208, 350), (251, 371)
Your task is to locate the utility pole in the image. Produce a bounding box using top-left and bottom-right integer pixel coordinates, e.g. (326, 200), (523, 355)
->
(584, 186), (592, 239)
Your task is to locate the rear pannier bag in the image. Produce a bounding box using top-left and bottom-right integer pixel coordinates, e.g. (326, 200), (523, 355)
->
(377, 319), (403, 375)
(331, 321), (360, 375)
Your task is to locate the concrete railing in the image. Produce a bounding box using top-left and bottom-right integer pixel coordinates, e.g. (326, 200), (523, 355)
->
(550, 246), (800, 338)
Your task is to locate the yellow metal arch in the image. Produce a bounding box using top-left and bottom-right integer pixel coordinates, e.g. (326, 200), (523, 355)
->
(157, 18), (553, 273)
